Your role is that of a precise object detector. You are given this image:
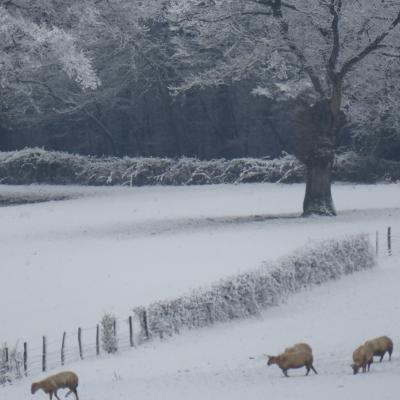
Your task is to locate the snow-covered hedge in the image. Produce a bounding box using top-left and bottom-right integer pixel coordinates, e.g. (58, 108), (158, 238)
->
(1, 148), (398, 186)
(0, 148), (305, 185)
(133, 234), (375, 340)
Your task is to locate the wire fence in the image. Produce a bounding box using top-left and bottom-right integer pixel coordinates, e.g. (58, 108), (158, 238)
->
(0, 315), (142, 385)
(0, 226), (398, 386)
(368, 226), (400, 259)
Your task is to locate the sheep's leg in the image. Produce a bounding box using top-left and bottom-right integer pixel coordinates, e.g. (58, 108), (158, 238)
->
(49, 393), (53, 400)
(380, 353), (384, 362)
(305, 366), (310, 376)
(66, 388), (79, 400)
(282, 369), (289, 377)
(54, 390), (62, 400)
(389, 349), (393, 361)
(311, 365), (318, 375)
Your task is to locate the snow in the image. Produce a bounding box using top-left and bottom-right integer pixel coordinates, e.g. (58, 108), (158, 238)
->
(1, 182), (400, 399)
(3, 253), (400, 399)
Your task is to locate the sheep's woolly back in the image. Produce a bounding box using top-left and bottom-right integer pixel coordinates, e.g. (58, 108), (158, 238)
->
(32, 371), (78, 394)
(284, 343), (313, 354)
(366, 336), (393, 355)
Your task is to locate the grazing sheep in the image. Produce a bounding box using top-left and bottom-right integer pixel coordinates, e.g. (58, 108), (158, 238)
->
(31, 371), (79, 400)
(365, 336), (393, 362)
(267, 350), (318, 377)
(351, 343), (374, 375)
(284, 342), (313, 354)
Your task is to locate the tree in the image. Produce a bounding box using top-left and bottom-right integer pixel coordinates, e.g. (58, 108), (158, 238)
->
(0, 1), (287, 158)
(350, 50), (400, 161)
(53, 0), (185, 156)
(0, 1), (100, 150)
(168, 0), (400, 215)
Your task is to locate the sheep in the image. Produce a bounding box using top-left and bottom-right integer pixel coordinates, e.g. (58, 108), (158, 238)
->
(267, 350), (318, 377)
(351, 342), (374, 375)
(365, 336), (393, 362)
(31, 371), (79, 400)
(284, 342), (313, 355)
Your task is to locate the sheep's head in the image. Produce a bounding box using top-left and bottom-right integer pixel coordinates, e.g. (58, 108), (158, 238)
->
(31, 383), (39, 394)
(351, 363), (360, 375)
(267, 355), (277, 366)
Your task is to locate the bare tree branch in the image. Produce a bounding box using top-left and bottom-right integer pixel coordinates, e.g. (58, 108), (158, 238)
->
(340, 10), (400, 78)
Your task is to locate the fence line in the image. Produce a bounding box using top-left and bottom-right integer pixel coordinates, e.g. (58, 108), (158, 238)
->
(0, 315), (139, 384)
(1, 228), (398, 385)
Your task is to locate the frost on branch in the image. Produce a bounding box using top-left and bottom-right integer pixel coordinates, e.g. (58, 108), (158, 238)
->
(134, 234), (375, 340)
(0, 7), (100, 90)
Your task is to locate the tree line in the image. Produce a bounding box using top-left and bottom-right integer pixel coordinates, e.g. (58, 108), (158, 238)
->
(0, 0), (399, 215)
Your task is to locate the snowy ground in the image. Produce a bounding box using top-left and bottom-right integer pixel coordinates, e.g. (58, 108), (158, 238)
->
(1, 183), (400, 345)
(3, 252), (400, 399)
(1, 182), (400, 399)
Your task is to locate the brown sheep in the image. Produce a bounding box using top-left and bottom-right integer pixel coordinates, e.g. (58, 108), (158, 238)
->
(267, 350), (318, 377)
(31, 371), (79, 400)
(351, 342), (374, 375)
(365, 336), (393, 362)
(284, 342), (313, 354)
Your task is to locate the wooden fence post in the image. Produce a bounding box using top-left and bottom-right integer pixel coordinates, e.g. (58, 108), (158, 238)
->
(78, 328), (83, 360)
(4, 347), (8, 364)
(143, 310), (150, 340)
(61, 332), (66, 366)
(129, 316), (134, 347)
(42, 336), (46, 372)
(96, 325), (100, 356)
(133, 307), (150, 341)
(23, 342), (28, 376)
(388, 226), (392, 256)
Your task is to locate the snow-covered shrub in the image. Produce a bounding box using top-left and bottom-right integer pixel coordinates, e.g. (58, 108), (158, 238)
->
(0, 343), (23, 385)
(0, 347), (8, 385)
(100, 313), (118, 354)
(0, 148), (306, 185)
(133, 234), (374, 340)
(1, 148), (398, 185)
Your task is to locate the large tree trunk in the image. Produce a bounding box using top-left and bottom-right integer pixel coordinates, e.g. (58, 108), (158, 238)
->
(303, 156), (336, 216)
(285, 99), (342, 217)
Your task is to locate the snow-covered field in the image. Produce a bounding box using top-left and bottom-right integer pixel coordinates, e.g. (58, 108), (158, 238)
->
(2, 182), (400, 399)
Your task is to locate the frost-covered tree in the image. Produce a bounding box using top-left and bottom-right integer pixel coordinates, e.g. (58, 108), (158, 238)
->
(0, 1), (100, 148)
(168, 0), (400, 215)
(31, 0), (183, 156)
(0, 2), (99, 90)
(78, 0), (186, 155)
(350, 53), (400, 160)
